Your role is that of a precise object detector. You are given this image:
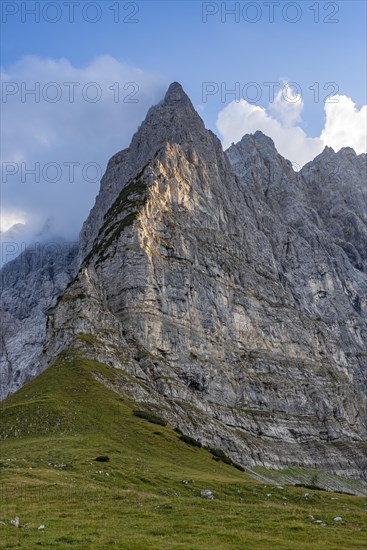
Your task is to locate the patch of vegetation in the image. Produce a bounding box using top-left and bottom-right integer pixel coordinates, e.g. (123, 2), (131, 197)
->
(232, 462), (245, 472)
(101, 174), (148, 232)
(208, 447), (245, 471)
(179, 434), (202, 448)
(130, 338), (167, 363)
(208, 447), (232, 463)
(133, 410), (167, 426)
(78, 333), (98, 345)
(311, 472), (320, 487)
(294, 483), (324, 491)
(84, 166), (150, 266)
(95, 212), (139, 266)
(294, 472), (323, 491)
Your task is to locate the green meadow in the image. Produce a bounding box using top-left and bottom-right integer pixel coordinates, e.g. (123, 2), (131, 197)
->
(1, 353), (366, 549)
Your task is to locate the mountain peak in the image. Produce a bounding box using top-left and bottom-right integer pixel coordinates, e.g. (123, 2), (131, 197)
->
(157, 81), (198, 120)
(164, 81), (188, 103)
(232, 131), (277, 155)
(310, 144), (361, 166)
(226, 130), (279, 168)
(127, 81), (207, 159)
(79, 81), (215, 259)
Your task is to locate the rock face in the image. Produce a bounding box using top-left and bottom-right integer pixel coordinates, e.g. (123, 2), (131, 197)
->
(1, 83), (366, 486)
(300, 146), (367, 274)
(0, 242), (78, 399)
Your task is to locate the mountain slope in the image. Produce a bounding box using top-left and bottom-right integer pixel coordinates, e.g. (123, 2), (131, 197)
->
(1, 346), (366, 548)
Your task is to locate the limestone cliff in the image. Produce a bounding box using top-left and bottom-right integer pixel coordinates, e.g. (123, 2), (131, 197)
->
(1, 83), (366, 488)
(44, 84), (367, 484)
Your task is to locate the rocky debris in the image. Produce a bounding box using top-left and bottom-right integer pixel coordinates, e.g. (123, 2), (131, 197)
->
(10, 516), (20, 528)
(200, 489), (214, 500)
(333, 517), (343, 522)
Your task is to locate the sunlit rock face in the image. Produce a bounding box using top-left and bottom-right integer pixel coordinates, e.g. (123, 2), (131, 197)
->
(2, 83), (366, 486)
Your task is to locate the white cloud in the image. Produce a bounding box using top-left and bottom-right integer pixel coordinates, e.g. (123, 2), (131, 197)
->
(269, 84), (303, 127)
(0, 211), (26, 233)
(1, 55), (166, 264)
(217, 98), (323, 167)
(217, 90), (367, 167)
(321, 95), (367, 155)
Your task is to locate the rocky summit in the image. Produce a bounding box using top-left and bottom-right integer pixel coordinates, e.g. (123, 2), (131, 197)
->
(1, 83), (366, 489)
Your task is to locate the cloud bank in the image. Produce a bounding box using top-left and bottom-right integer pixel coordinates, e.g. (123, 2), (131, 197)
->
(217, 88), (367, 168)
(1, 55), (166, 264)
(320, 96), (367, 155)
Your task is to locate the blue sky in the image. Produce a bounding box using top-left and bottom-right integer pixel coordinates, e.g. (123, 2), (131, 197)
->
(1, 0), (366, 262)
(2, 1), (366, 133)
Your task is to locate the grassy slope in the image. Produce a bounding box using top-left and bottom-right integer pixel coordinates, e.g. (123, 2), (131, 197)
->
(0, 352), (366, 549)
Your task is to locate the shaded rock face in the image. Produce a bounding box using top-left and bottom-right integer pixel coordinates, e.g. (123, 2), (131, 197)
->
(227, 133), (367, 414)
(2, 83), (367, 485)
(300, 147), (367, 274)
(0, 243), (78, 399)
